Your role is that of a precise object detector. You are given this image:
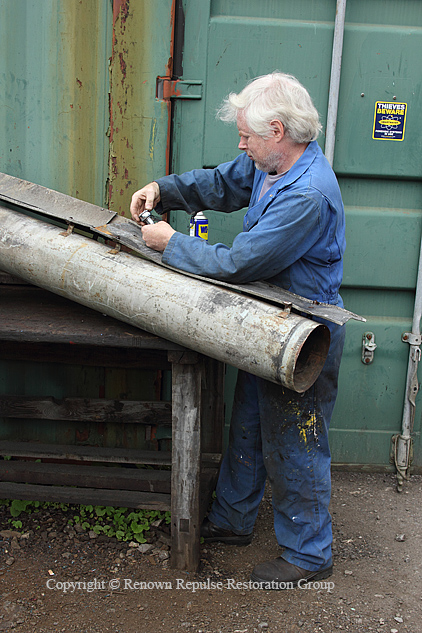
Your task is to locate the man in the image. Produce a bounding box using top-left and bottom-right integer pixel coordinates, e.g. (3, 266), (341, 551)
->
(130, 73), (346, 587)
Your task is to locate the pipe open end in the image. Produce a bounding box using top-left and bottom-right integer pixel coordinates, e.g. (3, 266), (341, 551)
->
(292, 324), (331, 393)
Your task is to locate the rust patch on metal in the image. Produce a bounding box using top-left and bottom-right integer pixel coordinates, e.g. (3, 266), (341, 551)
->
(118, 52), (127, 84)
(94, 224), (113, 237)
(162, 0), (177, 175)
(158, 78), (183, 100)
(113, 0), (130, 36)
(108, 0), (183, 214)
(167, 0), (176, 75)
(108, 0), (131, 208)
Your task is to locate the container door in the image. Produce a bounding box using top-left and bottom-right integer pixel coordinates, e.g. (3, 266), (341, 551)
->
(167, 0), (422, 468)
(0, 0), (112, 206)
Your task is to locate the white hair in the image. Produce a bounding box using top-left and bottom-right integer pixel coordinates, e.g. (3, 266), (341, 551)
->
(217, 72), (322, 143)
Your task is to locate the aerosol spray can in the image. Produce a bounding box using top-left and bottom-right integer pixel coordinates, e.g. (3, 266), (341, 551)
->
(189, 211), (208, 241)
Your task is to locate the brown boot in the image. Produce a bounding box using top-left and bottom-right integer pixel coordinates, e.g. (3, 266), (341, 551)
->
(250, 557), (333, 589)
(200, 517), (253, 545)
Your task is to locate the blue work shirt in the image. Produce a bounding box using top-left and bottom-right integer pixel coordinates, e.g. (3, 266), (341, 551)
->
(156, 140), (345, 305)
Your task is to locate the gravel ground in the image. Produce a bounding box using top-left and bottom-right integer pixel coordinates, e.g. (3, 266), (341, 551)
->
(0, 471), (421, 633)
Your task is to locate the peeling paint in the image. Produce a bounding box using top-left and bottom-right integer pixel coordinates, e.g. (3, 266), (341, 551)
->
(108, 0), (174, 216)
(149, 118), (157, 161)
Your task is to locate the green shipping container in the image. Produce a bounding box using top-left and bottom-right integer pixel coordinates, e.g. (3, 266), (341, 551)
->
(168, 0), (422, 469)
(1, 0), (421, 471)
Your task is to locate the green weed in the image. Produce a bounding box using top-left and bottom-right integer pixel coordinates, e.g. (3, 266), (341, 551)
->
(1, 499), (170, 543)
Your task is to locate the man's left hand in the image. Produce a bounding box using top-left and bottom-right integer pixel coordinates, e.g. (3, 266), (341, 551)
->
(141, 221), (176, 252)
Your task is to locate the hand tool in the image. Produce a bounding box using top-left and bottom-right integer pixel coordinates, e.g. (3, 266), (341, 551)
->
(139, 209), (155, 225)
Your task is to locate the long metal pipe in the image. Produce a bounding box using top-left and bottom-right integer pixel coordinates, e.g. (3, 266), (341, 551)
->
(325, 0), (347, 167)
(395, 237), (422, 489)
(0, 206), (329, 392)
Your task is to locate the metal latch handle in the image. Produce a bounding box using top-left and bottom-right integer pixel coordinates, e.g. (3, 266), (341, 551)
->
(156, 77), (203, 100)
(362, 331), (377, 365)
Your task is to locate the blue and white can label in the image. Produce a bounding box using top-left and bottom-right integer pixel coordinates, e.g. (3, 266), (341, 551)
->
(189, 212), (208, 240)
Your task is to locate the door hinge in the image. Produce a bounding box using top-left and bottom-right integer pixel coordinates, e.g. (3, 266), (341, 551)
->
(402, 331), (422, 346)
(156, 77), (203, 100)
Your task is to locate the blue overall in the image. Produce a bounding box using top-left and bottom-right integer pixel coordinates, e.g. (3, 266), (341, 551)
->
(156, 141), (346, 570)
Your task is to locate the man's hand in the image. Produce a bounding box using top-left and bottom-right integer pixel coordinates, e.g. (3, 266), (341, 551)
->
(141, 221), (176, 253)
(130, 181), (161, 223)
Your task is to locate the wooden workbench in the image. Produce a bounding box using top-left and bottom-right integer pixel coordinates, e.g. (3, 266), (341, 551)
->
(0, 275), (224, 571)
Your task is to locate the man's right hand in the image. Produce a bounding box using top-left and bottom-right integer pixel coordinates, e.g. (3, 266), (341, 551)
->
(130, 181), (161, 223)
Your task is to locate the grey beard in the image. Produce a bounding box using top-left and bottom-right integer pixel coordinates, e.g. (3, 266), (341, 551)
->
(254, 151), (282, 174)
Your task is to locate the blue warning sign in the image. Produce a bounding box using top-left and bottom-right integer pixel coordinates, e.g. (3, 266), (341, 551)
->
(373, 101), (407, 141)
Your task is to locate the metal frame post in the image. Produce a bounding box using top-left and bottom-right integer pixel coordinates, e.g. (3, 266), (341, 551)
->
(325, 0), (347, 167)
(394, 238), (422, 490)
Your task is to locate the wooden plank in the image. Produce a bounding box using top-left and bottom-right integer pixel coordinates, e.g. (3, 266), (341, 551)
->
(0, 272), (29, 285)
(0, 482), (171, 510)
(0, 441), (172, 465)
(201, 453), (223, 467)
(0, 461), (220, 500)
(0, 285), (184, 350)
(0, 441), (221, 467)
(200, 357), (225, 454)
(0, 396), (172, 425)
(0, 460), (171, 493)
(170, 361), (202, 572)
(0, 342), (171, 369)
(168, 350), (200, 365)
